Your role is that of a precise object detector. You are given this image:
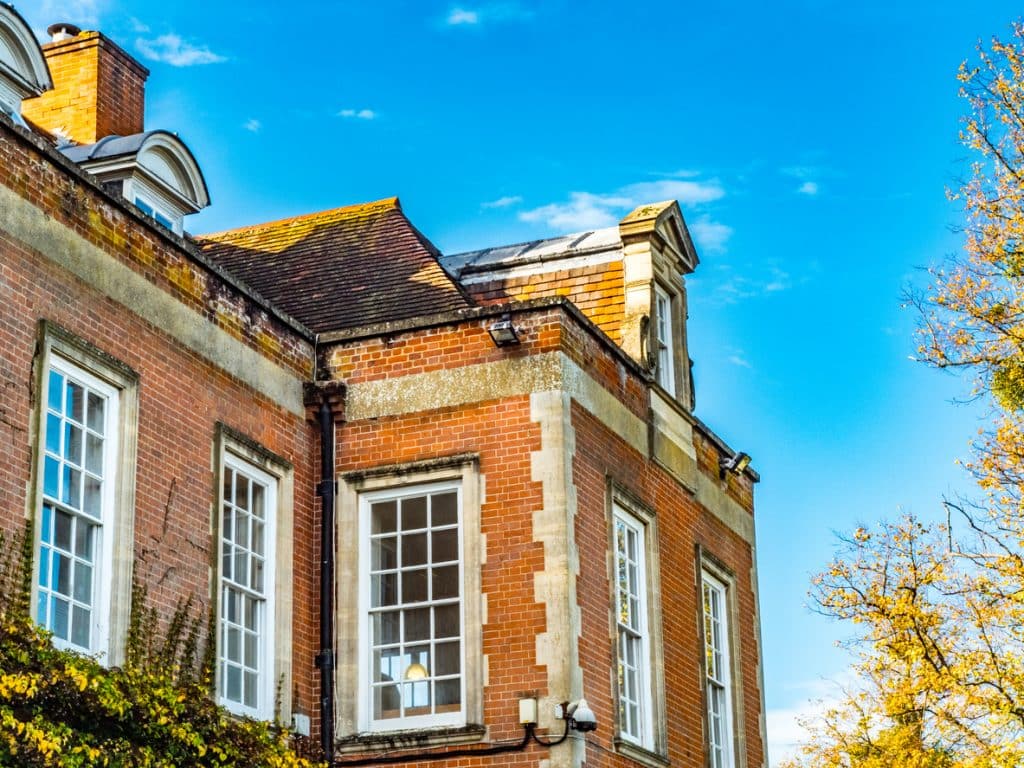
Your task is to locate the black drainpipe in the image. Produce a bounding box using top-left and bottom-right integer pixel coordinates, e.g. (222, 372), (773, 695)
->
(316, 397), (336, 764)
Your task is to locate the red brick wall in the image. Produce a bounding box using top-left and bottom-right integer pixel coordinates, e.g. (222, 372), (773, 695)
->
(328, 308), (762, 768)
(0, 123), (312, 377)
(0, 126), (320, 732)
(22, 32), (148, 145)
(463, 262), (626, 343)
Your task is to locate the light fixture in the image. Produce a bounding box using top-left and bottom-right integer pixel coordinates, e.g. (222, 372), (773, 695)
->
(719, 451), (751, 479)
(487, 314), (521, 346)
(405, 662), (429, 680)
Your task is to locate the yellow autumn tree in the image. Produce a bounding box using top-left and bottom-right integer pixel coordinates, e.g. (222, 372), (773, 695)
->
(786, 23), (1024, 768)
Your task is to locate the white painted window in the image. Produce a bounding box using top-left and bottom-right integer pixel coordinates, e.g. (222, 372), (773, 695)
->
(360, 482), (464, 731)
(703, 572), (734, 768)
(35, 357), (119, 655)
(654, 285), (675, 395)
(134, 195), (178, 233)
(218, 454), (276, 719)
(614, 507), (651, 747)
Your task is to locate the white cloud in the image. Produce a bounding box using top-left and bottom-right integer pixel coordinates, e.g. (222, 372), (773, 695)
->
(482, 195), (523, 209)
(447, 8), (479, 24)
(519, 176), (726, 235)
(339, 108), (377, 120)
(244, 119), (261, 133)
(728, 353), (752, 369)
(446, 3), (533, 26)
(688, 215), (733, 253)
(798, 181), (819, 196)
(135, 34), (226, 67)
(129, 17), (150, 33)
(711, 264), (792, 303)
(37, 0), (100, 27)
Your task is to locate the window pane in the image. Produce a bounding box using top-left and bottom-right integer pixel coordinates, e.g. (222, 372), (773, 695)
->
(66, 381), (84, 422)
(401, 496), (426, 530)
(372, 536), (397, 571)
(405, 607), (430, 642)
(47, 370), (63, 411)
(244, 671), (258, 708)
(432, 492), (457, 526)
(227, 626), (241, 662)
(74, 522), (94, 561)
(45, 414), (61, 453)
(374, 682), (401, 719)
(432, 529), (457, 563)
(402, 568), (428, 603)
(226, 665), (241, 702)
(435, 641), (460, 676)
(83, 476), (102, 519)
(73, 561), (92, 602)
(372, 573), (397, 607)
(373, 647), (401, 683)
(373, 611), (400, 645)
(372, 501), (397, 534)
(65, 424), (82, 465)
(43, 456), (59, 498)
(402, 533), (427, 567)
(51, 596), (69, 639)
(251, 483), (265, 520)
(86, 391), (105, 434)
(436, 679), (460, 707)
(71, 604), (90, 648)
(62, 466), (81, 509)
(55, 510), (73, 551)
(435, 604), (459, 638)
(433, 565), (458, 599)
(235, 474), (249, 509)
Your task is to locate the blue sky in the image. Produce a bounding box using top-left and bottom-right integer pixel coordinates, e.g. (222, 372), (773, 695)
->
(20, 0), (1024, 763)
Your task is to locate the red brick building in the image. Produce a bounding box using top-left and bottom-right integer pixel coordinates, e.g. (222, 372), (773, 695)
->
(0, 7), (766, 768)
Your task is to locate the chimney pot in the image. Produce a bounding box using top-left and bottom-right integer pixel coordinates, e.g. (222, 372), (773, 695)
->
(47, 23), (81, 42)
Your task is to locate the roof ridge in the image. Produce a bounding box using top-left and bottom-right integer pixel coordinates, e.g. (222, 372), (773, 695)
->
(197, 196), (401, 241)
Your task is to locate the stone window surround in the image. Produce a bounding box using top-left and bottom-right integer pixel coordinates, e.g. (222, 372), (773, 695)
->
(212, 423), (295, 724)
(336, 454), (483, 747)
(607, 482), (669, 768)
(28, 320), (139, 666)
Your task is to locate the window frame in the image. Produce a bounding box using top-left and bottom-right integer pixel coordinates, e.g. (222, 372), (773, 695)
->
(608, 488), (668, 765)
(653, 283), (675, 396)
(217, 453), (277, 719)
(212, 424), (295, 724)
(701, 567), (737, 768)
(613, 505), (652, 747)
(358, 480), (465, 732)
(337, 455), (483, 743)
(29, 321), (138, 665)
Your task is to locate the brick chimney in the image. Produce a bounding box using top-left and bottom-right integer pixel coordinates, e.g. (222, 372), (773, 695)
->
(22, 24), (149, 145)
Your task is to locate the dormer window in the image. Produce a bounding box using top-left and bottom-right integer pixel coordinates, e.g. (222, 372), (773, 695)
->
(134, 195), (176, 232)
(653, 284), (675, 396)
(60, 131), (210, 236)
(0, 6), (53, 124)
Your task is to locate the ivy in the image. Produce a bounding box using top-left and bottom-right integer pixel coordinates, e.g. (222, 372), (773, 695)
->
(0, 525), (323, 767)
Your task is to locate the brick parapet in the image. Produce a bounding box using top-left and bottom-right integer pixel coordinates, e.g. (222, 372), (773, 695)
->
(0, 117), (314, 378)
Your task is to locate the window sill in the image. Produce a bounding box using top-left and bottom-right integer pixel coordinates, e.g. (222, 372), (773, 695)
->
(614, 737), (671, 768)
(336, 724), (487, 754)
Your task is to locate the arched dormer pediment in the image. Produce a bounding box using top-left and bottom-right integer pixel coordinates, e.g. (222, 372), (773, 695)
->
(0, 4), (52, 114)
(61, 130), (210, 234)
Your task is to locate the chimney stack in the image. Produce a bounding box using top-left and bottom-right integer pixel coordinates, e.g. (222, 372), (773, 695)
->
(21, 25), (149, 145)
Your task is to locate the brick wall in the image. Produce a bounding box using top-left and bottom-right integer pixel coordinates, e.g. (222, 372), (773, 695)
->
(463, 261), (626, 344)
(22, 31), (147, 145)
(0, 120), (321, 733)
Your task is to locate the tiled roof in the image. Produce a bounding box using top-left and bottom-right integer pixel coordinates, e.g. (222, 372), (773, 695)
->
(195, 197), (472, 333)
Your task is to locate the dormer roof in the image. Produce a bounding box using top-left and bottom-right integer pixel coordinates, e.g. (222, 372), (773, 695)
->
(62, 130), (210, 212)
(0, 4), (52, 107)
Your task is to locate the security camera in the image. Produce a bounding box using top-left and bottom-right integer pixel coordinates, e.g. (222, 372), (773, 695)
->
(567, 698), (597, 733)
